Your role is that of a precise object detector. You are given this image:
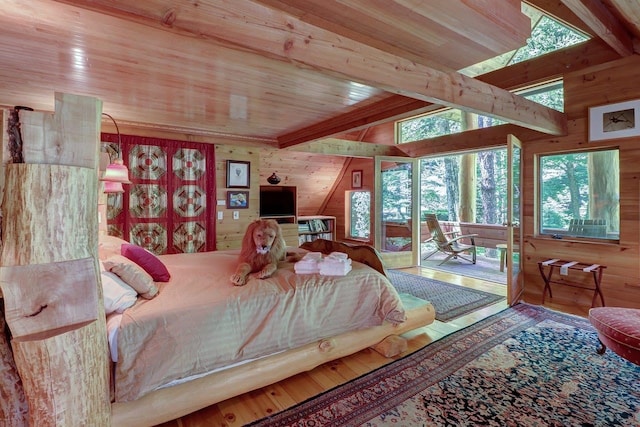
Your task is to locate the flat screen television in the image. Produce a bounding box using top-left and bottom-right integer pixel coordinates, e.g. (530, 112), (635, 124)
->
(260, 188), (296, 217)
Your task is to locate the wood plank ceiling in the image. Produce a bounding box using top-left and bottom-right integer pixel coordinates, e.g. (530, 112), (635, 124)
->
(0, 0), (638, 152)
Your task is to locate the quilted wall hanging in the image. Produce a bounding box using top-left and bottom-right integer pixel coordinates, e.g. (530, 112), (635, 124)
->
(102, 133), (216, 254)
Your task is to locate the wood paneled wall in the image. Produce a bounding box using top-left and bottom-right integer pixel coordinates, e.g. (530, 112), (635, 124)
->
(325, 157), (375, 242)
(521, 55), (640, 311)
(214, 145), (262, 250)
(214, 145), (348, 249)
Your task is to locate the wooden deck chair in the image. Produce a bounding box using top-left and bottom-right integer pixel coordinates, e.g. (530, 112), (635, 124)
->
(568, 219), (607, 237)
(423, 213), (478, 265)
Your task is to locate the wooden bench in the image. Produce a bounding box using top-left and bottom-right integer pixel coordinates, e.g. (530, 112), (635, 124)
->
(458, 222), (508, 249)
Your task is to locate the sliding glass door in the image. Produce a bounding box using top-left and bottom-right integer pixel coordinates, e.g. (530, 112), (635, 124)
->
(374, 156), (419, 268)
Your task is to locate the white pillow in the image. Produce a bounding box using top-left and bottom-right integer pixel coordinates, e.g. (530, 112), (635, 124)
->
(98, 235), (129, 260)
(101, 270), (138, 315)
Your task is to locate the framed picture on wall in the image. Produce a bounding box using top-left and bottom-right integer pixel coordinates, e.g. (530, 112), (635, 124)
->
(226, 191), (249, 209)
(352, 170), (363, 189)
(589, 99), (640, 141)
(226, 160), (250, 188)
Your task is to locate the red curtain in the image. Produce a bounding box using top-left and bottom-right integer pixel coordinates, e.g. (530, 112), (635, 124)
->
(102, 133), (216, 254)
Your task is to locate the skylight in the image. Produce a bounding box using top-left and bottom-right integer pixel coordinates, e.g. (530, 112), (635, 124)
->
(397, 3), (588, 144)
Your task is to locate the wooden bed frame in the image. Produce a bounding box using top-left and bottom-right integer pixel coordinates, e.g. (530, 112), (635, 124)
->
(112, 302), (435, 426)
(111, 240), (436, 426)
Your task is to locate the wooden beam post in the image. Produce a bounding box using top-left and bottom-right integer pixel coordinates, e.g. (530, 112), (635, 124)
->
(0, 93), (110, 425)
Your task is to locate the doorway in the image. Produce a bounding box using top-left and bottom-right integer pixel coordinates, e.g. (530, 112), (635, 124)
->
(418, 148), (508, 284)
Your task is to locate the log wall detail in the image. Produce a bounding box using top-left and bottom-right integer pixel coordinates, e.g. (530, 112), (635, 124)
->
(0, 94), (110, 425)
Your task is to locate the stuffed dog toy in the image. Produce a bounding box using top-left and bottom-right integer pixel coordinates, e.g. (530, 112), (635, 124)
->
(230, 219), (287, 286)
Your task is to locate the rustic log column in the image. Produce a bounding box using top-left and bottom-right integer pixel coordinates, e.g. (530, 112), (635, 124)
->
(0, 93), (110, 425)
(0, 299), (28, 425)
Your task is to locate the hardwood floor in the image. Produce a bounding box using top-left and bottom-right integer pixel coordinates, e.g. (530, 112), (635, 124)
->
(155, 267), (579, 426)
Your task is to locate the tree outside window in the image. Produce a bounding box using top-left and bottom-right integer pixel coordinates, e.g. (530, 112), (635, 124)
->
(539, 149), (619, 240)
(347, 191), (371, 239)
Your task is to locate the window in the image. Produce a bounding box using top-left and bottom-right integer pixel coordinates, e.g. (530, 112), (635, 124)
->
(397, 81), (564, 144)
(396, 2), (588, 144)
(539, 149), (619, 240)
(347, 190), (371, 239)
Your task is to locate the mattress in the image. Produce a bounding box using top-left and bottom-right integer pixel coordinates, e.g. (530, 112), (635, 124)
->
(112, 250), (406, 402)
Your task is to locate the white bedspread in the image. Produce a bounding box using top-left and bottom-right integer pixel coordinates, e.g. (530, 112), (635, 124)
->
(113, 250), (405, 402)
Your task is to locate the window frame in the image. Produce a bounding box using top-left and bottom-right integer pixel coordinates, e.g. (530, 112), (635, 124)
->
(537, 147), (620, 243)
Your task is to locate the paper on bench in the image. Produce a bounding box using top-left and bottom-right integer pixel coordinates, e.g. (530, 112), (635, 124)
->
(542, 258), (560, 266)
(583, 264), (600, 272)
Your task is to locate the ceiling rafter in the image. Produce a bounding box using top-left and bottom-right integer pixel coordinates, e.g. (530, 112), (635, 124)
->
(279, 38), (618, 148)
(59, 0), (566, 138)
(203, 0), (567, 136)
(561, 0), (634, 56)
(605, 0), (640, 39)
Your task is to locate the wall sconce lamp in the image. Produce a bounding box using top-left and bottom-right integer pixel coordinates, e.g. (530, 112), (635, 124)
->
(100, 112), (131, 193)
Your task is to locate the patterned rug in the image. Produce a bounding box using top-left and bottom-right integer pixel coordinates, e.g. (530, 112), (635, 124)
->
(387, 269), (505, 322)
(247, 304), (640, 427)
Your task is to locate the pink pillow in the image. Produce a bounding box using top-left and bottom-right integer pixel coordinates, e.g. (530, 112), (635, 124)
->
(121, 244), (171, 282)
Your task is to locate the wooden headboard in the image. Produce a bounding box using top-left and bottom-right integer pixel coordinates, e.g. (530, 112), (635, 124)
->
(299, 239), (387, 277)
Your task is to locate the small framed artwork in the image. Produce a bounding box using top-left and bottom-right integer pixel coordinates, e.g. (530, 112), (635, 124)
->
(226, 160), (250, 188)
(589, 99), (640, 141)
(226, 191), (249, 209)
(352, 170), (363, 189)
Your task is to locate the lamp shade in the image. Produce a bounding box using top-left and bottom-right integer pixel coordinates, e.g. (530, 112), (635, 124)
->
(102, 181), (125, 193)
(100, 158), (132, 184)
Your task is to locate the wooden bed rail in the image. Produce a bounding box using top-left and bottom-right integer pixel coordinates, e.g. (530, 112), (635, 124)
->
(111, 302), (435, 426)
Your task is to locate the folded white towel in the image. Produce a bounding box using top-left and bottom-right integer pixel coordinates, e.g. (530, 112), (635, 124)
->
(321, 257), (351, 266)
(295, 253), (322, 274)
(328, 251), (348, 260)
(302, 252), (323, 261)
(319, 258), (352, 276)
(295, 265), (319, 274)
(295, 263), (319, 273)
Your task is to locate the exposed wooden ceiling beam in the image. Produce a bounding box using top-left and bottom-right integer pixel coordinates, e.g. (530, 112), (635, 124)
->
(561, 0), (634, 56)
(606, 0), (640, 39)
(396, 124), (547, 158)
(66, 0), (566, 139)
(251, 0), (456, 73)
(525, 0), (597, 37)
(285, 138), (404, 158)
(221, 1), (566, 136)
(254, 0), (531, 72)
(278, 98), (441, 148)
(278, 38), (617, 147)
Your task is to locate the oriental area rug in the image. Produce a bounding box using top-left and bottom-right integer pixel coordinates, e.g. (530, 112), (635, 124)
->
(387, 269), (505, 322)
(247, 304), (640, 427)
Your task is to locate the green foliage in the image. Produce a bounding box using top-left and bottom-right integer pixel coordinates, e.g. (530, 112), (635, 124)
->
(381, 163), (413, 221)
(421, 149), (506, 225)
(509, 16), (587, 65)
(349, 191), (371, 238)
(538, 151), (622, 233)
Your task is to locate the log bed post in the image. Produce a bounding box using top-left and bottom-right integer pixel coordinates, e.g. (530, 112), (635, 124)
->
(0, 93), (110, 425)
